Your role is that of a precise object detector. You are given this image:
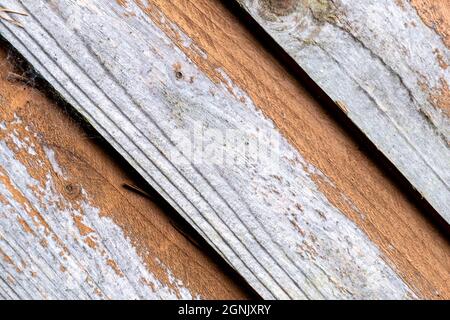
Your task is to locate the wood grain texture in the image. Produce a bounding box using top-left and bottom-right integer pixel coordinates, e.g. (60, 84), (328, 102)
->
(0, 45), (252, 300)
(149, 0), (450, 300)
(236, 0), (450, 223)
(0, 0), (448, 299)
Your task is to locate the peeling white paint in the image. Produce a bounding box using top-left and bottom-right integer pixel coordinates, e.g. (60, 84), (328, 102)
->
(0, 0), (416, 299)
(0, 119), (198, 300)
(43, 146), (64, 177)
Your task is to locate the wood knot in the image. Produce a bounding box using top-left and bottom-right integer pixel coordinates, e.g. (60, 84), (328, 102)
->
(64, 183), (81, 199)
(261, 0), (297, 17)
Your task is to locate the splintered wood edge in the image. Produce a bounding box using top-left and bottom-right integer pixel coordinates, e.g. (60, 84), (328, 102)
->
(236, 0), (450, 224)
(0, 0), (418, 299)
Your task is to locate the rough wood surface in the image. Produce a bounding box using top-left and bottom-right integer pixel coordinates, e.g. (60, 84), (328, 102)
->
(0, 45), (253, 300)
(150, 0), (450, 300)
(0, 0), (448, 299)
(236, 0), (450, 223)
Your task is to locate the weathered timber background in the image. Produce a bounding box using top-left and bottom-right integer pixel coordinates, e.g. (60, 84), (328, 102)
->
(236, 0), (450, 223)
(0, 0), (448, 299)
(0, 43), (253, 299)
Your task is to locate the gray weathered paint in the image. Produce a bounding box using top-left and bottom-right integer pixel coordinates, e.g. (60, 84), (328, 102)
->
(237, 0), (450, 223)
(0, 0), (416, 299)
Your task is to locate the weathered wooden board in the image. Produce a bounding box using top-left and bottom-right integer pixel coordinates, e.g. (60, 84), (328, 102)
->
(0, 0), (448, 299)
(147, 0), (449, 300)
(0, 44), (253, 300)
(235, 0), (450, 223)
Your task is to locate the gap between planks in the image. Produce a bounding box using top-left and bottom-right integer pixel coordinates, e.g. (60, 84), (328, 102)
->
(236, 0), (450, 224)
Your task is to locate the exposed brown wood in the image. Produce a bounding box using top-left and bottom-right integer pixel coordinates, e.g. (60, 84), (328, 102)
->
(0, 43), (254, 299)
(146, 0), (450, 298)
(410, 1), (450, 118)
(411, 0), (450, 48)
(0, 0), (448, 299)
(235, 0), (450, 223)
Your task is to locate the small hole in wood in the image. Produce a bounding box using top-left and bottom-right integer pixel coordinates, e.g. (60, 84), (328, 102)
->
(175, 71), (183, 80)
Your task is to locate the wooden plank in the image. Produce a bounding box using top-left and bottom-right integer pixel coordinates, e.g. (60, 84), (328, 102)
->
(0, 0), (448, 299)
(149, 0), (450, 299)
(0, 43), (253, 299)
(235, 0), (450, 223)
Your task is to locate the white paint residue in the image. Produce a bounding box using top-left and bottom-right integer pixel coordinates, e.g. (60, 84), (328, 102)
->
(0, 121), (197, 300)
(241, 0), (450, 222)
(0, 0), (417, 299)
(43, 146), (64, 177)
(8, 131), (36, 156)
(128, 1), (415, 299)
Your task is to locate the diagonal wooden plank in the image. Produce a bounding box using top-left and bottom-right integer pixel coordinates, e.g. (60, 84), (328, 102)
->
(235, 0), (450, 224)
(0, 0), (427, 299)
(0, 43), (253, 300)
